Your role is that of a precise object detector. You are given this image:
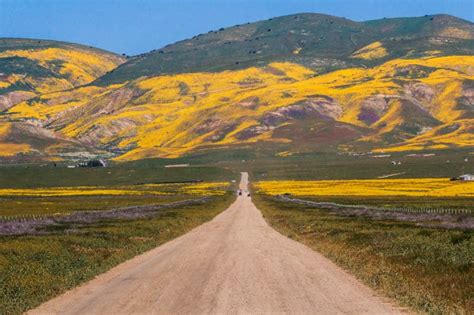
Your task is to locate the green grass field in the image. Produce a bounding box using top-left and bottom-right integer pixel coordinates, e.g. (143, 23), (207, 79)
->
(1, 148), (471, 187)
(174, 147), (474, 181)
(0, 161), (235, 188)
(243, 149), (474, 181)
(254, 193), (473, 314)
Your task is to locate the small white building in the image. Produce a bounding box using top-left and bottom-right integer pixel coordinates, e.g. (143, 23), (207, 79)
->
(459, 174), (474, 181)
(164, 164), (189, 168)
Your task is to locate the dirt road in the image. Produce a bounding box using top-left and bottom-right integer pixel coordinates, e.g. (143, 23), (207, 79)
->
(31, 172), (400, 314)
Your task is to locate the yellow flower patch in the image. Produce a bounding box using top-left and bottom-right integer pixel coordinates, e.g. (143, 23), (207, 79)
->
(0, 182), (231, 197)
(255, 178), (474, 197)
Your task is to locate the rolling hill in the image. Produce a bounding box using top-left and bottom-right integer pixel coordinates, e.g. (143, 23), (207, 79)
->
(0, 39), (125, 159)
(0, 38), (126, 110)
(1, 14), (473, 161)
(96, 13), (473, 83)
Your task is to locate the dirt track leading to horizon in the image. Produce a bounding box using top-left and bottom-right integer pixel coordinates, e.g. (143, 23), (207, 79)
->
(30, 172), (400, 314)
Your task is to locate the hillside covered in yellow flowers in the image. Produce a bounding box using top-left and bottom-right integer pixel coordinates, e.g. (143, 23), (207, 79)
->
(1, 14), (473, 160)
(0, 38), (125, 110)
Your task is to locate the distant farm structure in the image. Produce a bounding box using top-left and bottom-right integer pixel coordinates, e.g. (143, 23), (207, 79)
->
(164, 164), (190, 168)
(451, 174), (474, 181)
(459, 174), (474, 181)
(78, 159), (107, 168)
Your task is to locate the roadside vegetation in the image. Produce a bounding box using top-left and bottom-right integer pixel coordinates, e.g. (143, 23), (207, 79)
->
(0, 191), (234, 314)
(0, 164), (236, 313)
(254, 193), (473, 314)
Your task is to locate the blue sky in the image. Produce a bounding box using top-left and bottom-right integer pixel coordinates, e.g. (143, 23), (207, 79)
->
(1, 0), (473, 55)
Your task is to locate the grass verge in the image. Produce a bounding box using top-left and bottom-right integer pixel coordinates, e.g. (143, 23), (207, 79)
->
(254, 193), (473, 314)
(0, 192), (234, 314)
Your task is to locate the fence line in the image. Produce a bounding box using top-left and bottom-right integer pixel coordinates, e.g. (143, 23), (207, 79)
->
(0, 212), (68, 223)
(277, 195), (473, 216)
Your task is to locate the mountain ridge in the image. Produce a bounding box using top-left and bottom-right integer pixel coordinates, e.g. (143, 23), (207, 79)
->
(94, 13), (473, 84)
(1, 13), (473, 161)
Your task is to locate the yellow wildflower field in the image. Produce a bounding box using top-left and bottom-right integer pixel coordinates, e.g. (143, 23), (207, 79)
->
(0, 182), (230, 197)
(144, 182), (231, 196)
(0, 143), (31, 156)
(255, 179), (474, 197)
(173, 182), (230, 195)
